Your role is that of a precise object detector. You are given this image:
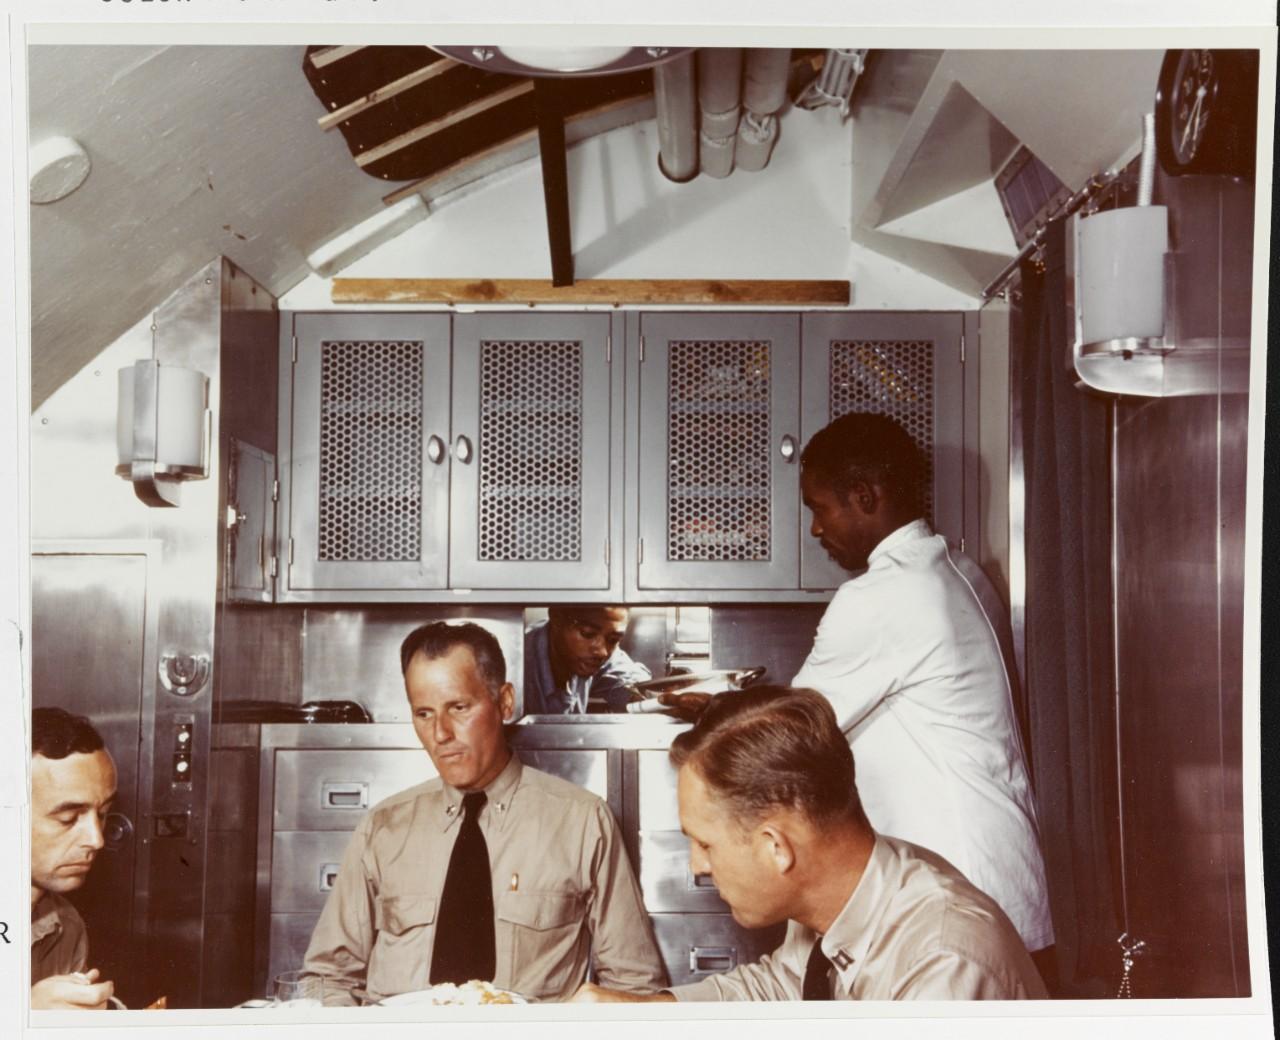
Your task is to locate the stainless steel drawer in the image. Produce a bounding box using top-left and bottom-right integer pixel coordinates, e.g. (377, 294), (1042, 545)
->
(636, 749), (681, 830)
(273, 749), (437, 831)
(518, 748), (609, 802)
(270, 831), (355, 913)
(268, 912), (322, 988)
(638, 830), (729, 912)
(650, 913), (787, 988)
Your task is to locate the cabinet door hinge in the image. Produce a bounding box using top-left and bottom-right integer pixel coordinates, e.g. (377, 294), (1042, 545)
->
(637, 538), (644, 564)
(960, 332), (966, 364)
(639, 335), (645, 363)
(959, 536), (966, 553)
(268, 556), (279, 579)
(606, 332), (612, 364)
(291, 335), (298, 364)
(287, 538), (295, 566)
(271, 479), (279, 504)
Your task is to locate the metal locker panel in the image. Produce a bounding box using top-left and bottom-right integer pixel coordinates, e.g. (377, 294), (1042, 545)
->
(450, 313), (613, 589)
(517, 748), (610, 802)
(228, 439), (275, 602)
(271, 831), (357, 913)
(289, 313), (451, 591)
(31, 547), (156, 1010)
(635, 748), (682, 831)
(638, 830), (729, 913)
(272, 749), (438, 831)
(268, 913), (322, 988)
(638, 313), (802, 590)
(800, 312), (966, 590)
(649, 914), (788, 988)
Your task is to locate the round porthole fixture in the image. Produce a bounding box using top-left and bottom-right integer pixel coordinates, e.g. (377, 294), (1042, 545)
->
(432, 45), (693, 77)
(30, 135), (92, 204)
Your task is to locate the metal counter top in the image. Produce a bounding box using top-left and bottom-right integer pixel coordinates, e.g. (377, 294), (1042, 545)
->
(257, 715), (688, 752)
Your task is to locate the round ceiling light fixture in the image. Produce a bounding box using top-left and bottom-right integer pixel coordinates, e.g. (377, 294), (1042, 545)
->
(432, 45), (694, 77)
(30, 135), (92, 204)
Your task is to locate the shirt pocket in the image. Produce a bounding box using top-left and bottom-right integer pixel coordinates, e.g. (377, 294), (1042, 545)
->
(368, 894), (437, 1000)
(497, 890), (586, 1000)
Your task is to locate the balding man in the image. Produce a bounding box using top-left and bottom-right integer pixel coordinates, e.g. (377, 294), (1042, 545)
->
(30, 707), (118, 1011)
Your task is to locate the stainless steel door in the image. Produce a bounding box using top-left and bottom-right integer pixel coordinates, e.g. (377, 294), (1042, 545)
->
(800, 312), (966, 589)
(288, 313), (452, 591)
(228, 438), (276, 603)
(450, 313), (614, 589)
(31, 546), (156, 1008)
(637, 313), (802, 589)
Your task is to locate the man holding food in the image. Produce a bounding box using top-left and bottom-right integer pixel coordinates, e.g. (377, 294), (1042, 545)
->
(302, 621), (667, 1004)
(573, 687), (1047, 1002)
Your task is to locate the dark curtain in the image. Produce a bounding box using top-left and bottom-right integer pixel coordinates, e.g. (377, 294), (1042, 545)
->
(1020, 218), (1123, 997)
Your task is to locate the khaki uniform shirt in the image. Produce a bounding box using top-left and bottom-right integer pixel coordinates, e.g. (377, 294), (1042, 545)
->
(303, 754), (667, 1004)
(31, 893), (88, 985)
(673, 835), (1047, 1002)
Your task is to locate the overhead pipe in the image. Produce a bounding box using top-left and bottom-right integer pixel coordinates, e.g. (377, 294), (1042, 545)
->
(736, 48), (790, 172)
(654, 52), (698, 182)
(697, 48), (743, 179)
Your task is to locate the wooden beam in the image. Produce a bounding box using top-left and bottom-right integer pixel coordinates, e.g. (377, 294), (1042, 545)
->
(355, 80), (535, 169)
(318, 58), (461, 131)
(309, 46), (365, 70)
(380, 94), (653, 207)
(332, 279), (851, 306)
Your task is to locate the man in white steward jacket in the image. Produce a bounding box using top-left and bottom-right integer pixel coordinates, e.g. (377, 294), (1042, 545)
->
(571, 687), (1047, 1002)
(792, 412), (1054, 982)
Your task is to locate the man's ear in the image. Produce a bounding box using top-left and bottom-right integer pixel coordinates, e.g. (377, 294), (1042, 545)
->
(498, 683), (516, 722)
(757, 821), (797, 876)
(842, 480), (878, 516)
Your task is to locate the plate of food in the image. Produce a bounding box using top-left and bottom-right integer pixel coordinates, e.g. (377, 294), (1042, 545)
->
(378, 980), (527, 1006)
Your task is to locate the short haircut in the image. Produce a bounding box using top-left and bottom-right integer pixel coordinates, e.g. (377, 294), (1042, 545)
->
(800, 412), (925, 517)
(547, 605), (627, 627)
(669, 686), (867, 831)
(32, 707), (105, 760)
(399, 621), (507, 697)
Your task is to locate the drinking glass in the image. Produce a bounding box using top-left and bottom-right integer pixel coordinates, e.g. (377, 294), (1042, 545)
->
(272, 970), (327, 1008)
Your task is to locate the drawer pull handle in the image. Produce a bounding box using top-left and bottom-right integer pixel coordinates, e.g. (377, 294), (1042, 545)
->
(321, 781), (368, 809)
(319, 863), (340, 892)
(691, 872), (717, 890)
(689, 946), (736, 974)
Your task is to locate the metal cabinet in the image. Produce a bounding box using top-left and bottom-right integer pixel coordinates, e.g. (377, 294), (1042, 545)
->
(281, 312), (618, 598)
(450, 313), (615, 590)
(799, 312), (967, 589)
(286, 313), (452, 592)
(631, 310), (969, 596)
(227, 438), (278, 603)
(635, 312), (802, 591)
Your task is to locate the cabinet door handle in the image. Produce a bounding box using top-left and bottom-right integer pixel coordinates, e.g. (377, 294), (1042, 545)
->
(689, 946), (737, 974)
(779, 434), (797, 462)
(321, 781), (368, 810)
(455, 434), (474, 465)
(427, 435), (446, 465)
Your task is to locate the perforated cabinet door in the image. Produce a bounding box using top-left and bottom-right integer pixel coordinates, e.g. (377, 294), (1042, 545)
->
(449, 313), (613, 589)
(289, 314), (452, 591)
(800, 312), (965, 590)
(637, 313), (802, 590)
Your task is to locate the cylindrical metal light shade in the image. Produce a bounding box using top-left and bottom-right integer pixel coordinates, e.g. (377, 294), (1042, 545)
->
(1076, 206), (1168, 349)
(116, 360), (208, 472)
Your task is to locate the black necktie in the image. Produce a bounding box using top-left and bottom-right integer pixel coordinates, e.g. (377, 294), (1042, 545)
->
(803, 938), (834, 1000)
(430, 791), (496, 984)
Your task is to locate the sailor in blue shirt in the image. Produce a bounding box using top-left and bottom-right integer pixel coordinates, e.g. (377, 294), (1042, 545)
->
(523, 607), (651, 714)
